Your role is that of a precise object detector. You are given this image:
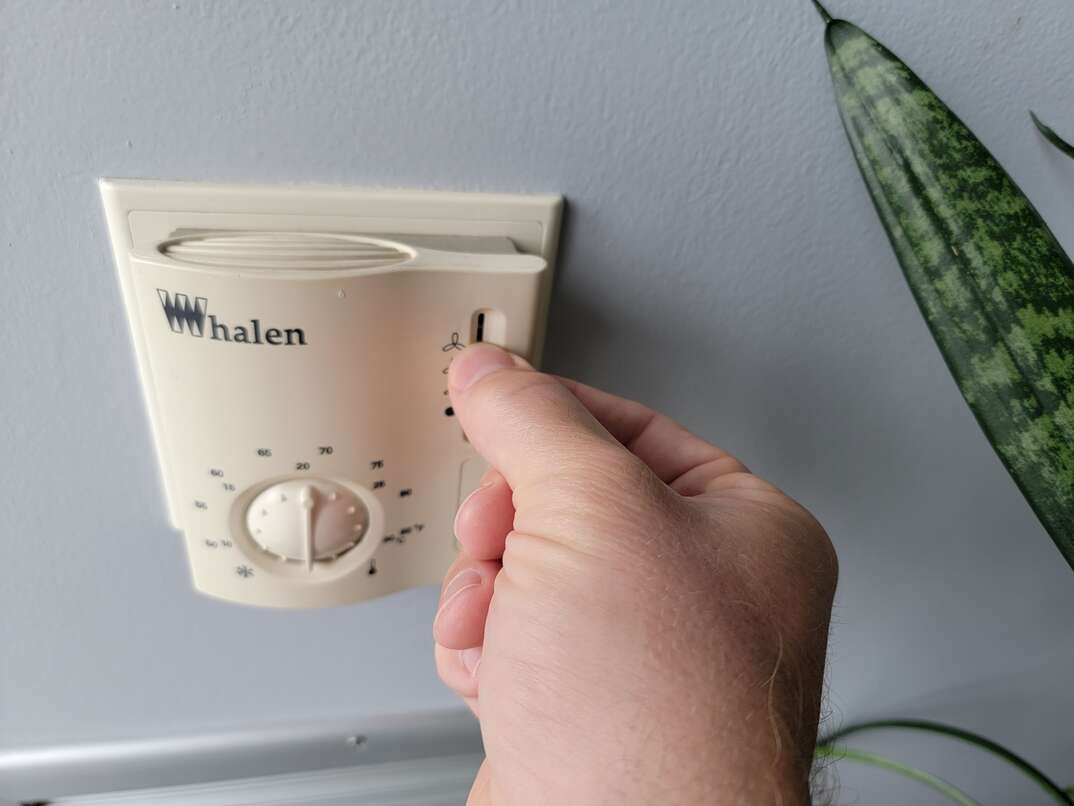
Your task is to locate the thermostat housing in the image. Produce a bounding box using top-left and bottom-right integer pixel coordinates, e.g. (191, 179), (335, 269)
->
(101, 180), (561, 608)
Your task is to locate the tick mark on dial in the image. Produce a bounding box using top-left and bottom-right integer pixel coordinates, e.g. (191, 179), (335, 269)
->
(444, 406), (455, 417)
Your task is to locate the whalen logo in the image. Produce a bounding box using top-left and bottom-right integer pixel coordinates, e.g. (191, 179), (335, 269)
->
(158, 290), (207, 336)
(157, 290), (306, 346)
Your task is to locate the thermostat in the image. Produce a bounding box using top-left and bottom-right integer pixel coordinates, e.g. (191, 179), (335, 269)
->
(101, 180), (561, 608)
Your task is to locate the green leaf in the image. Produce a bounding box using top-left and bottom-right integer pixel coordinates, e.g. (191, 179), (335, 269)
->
(820, 720), (1074, 805)
(813, 8), (1074, 568)
(815, 744), (980, 805)
(1031, 111), (1074, 161)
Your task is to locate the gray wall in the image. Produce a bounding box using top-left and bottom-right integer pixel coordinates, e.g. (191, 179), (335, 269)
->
(3, 0), (1073, 802)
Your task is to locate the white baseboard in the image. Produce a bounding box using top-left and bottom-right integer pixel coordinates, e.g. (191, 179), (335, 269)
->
(48, 754), (483, 806)
(0, 708), (482, 803)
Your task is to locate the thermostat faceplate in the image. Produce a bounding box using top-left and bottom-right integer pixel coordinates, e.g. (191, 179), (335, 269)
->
(101, 180), (561, 608)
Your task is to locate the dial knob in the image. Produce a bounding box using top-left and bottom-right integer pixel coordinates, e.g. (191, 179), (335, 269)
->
(245, 479), (370, 570)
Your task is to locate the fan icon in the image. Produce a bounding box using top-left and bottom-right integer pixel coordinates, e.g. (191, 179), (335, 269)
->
(442, 332), (464, 351)
(236, 565), (254, 578)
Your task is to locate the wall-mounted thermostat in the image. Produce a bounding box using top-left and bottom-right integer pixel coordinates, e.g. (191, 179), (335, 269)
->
(101, 180), (561, 608)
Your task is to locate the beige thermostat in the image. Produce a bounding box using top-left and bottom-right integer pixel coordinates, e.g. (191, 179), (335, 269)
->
(101, 180), (561, 608)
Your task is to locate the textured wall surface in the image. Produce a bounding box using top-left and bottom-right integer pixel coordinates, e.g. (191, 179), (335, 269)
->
(3, 0), (1073, 802)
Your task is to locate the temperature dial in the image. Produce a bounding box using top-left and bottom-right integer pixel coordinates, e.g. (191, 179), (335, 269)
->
(245, 479), (370, 570)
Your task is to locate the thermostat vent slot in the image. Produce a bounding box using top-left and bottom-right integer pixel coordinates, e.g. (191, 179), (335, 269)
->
(159, 231), (412, 271)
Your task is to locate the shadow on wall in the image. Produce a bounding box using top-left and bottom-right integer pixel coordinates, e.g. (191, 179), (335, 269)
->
(543, 227), (925, 509)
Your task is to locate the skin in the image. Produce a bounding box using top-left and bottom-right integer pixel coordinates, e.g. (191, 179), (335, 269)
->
(433, 344), (838, 805)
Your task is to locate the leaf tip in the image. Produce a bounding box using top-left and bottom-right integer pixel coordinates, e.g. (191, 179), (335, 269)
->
(811, 0), (833, 23)
(1029, 110), (1074, 160)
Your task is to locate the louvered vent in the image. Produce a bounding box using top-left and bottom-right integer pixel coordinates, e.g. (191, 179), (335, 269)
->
(159, 232), (411, 271)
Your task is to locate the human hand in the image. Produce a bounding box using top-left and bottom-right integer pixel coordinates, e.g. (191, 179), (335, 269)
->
(434, 344), (837, 805)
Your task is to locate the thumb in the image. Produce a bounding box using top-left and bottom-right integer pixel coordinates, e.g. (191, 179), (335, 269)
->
(448, 344), (632, 496)
(465, 759), (492, 806)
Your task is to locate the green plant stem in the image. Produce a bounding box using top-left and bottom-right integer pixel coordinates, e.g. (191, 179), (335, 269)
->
(811, 0), (833, 23)
(1031, 111), (1074, 160)
(815, 744), (979, 805)
(820, 720), (1074, 805)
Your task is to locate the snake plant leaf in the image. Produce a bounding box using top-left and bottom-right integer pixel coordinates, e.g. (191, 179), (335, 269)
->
(815, 745), (980, 805)
(813, 2), (1074, 568)
(1031, 111), (1074, 161)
